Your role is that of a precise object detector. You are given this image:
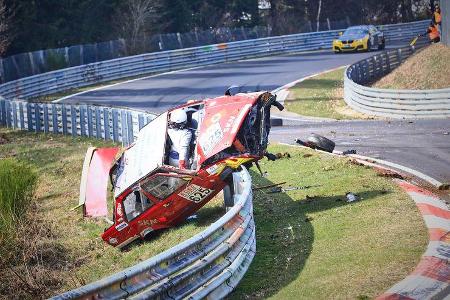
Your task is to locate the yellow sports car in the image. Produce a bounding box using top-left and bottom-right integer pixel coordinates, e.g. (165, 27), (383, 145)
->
(333, 25), (385, 53)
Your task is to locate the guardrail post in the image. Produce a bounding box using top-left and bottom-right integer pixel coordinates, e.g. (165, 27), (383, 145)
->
(0, 99), (5, 125)
(35, 103), (41, 132)
(120, 110), (127, 145)
(44, 105), (49, 133)
(112, 109), (119, 142)
(70, 105), (77, 137)
(87, 107), (93, 137)
(127, 111), (134, 145)
(62, 104), (68, 135)
(5, 100), (11, 127)
(95, 107), (102, 139)
(19, 102), (25, 129)
(52, 105), (58, 134)
(27, 103), (33, 131)
(103, 108), (110, 140)
(80, 106), (86, 136)
(12, 101), (17, 128)
(138, 114), (145, 130)
(397, 48), (402, 64)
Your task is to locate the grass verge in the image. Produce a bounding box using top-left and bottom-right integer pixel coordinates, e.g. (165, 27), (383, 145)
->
(284, 68), (370, 120)
(231, 144), (427, 299)
(0, 128), (225, 299)
(0, 129), (428, 299)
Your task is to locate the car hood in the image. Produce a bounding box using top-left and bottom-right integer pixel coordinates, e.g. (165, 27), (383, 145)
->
(338, 33), (367, 41)
(196, 92), (262, 166)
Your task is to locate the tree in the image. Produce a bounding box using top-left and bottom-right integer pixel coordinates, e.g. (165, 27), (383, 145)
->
(115, 0), (161, 54)
(0, 0), (12, 56)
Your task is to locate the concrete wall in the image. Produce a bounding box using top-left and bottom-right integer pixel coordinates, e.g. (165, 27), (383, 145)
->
(442, 0), (450, 46)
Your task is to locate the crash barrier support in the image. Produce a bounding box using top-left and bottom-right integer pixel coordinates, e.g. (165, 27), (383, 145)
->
(344, 45), (450, 119)
(52, 167), (255, 300)
(0, 99), (155, 146)
(0, 20), (429, 102)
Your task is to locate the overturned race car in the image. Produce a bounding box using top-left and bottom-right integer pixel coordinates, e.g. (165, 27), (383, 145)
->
(79, 91), (284, 249)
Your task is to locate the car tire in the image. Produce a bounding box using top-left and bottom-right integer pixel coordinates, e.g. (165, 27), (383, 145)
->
(223, 184), (234, 208)
(306, 134), (335, 153)
(270, 118), (283, 127)
(366, 40), (372, 52)
(378, 40), (385, 50)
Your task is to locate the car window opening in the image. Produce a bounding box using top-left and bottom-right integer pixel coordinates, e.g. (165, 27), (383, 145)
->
(141, 175), (188, 200)
(123, 190), (153, 222)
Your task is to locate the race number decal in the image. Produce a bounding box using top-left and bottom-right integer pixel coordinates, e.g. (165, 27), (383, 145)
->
(178, 184), (214, 203)
(200, 122), (224, 155)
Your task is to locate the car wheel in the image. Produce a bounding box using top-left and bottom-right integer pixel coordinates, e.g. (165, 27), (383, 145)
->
(306, 134), (335, 153)
(378, 40), (385, 50)
(366, 40), (372, 52)
(223, 184), (234, 208)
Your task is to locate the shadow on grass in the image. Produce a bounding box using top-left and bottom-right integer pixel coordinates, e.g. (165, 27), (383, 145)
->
(231, 169), (390, 299)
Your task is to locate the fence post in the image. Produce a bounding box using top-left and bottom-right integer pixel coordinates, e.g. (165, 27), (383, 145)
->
(0, 99), (5, 125)
(80, 106), (86, 136)
(112, 109), (119, 142)
(34, 103), (41, 132)
(127, 111), (134, 145)
(44, 105), (49, 133)
(87, 107), (93, 137)
(19, 102), (25, 129)
(103, 107), (110, 140)
(27, 103), (33, 131)
(62, 104), (68, 135)
(12, 101), (17, 128)
(121, 110), (127, 145)
(5, 100), (11, 128)
(95, 107), (102, 139)
(52, 105), (58, 134)
(71, 105), (77, 137)
(397, 48), (402, 64)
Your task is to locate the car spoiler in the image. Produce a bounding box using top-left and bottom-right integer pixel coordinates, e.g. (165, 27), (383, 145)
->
(77, 147), (119, 217)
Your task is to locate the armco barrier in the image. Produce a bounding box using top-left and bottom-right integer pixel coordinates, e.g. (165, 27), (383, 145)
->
(52, 167), (255, 300)
(0, 99), (155, 145)
(344, 45), (450, 119)
(0, 20), (428, 102)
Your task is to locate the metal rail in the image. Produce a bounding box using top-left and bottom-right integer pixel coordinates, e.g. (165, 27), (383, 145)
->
(344, 44), (450, 119)
(0, 20), (428, 102)
(0, 99), (155, 145)
(51, 167), (255, 300)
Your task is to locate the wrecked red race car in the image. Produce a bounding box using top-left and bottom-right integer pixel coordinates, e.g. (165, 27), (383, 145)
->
(79, 91), (284, 249)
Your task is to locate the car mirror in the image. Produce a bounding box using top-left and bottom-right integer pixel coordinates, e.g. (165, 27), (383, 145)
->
(225, 85), (241, 96)
(338, 32), (343, 36)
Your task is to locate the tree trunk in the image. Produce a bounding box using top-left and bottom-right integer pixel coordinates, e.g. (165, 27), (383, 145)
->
(316, 0), (322, 32)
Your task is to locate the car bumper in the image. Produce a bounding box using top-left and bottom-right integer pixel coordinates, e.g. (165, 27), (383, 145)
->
(333, 41), (367, 52)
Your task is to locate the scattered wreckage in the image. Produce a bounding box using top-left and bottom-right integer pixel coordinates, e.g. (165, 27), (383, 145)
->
(79, 91), (284, 249)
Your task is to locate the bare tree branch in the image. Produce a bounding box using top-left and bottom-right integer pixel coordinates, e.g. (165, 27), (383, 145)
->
(115, 0), (160, 55)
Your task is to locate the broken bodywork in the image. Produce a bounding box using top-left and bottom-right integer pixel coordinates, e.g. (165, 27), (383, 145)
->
(79, 91), (283, 248)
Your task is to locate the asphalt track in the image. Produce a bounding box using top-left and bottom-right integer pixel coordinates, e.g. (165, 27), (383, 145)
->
(60, 48), (450, 184)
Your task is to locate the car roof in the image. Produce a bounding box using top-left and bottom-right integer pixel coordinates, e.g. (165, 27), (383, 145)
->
(346, 25), (370, 30)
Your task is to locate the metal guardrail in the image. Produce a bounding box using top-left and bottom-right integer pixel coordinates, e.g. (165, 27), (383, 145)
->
(0, 99), (155, 145)
(0, 20), (428, 102)
(344, 44), (450, 119)
(52, 167), (255, 300)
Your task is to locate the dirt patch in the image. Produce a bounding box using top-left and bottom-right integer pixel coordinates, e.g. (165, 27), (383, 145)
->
(373, 43), (450, 90)
(0, 133), (10, 145)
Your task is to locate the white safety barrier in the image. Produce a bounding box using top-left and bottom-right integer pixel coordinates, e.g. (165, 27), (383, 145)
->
(0, 20), (428, 102)
(51, 167), (255, 300)
(344, 45), (450, 119)
(0, 99), (155, 145)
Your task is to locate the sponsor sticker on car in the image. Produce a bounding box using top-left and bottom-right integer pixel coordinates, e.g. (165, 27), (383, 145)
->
(200, 122), (224, 155)
(178, 184), (214, 203)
